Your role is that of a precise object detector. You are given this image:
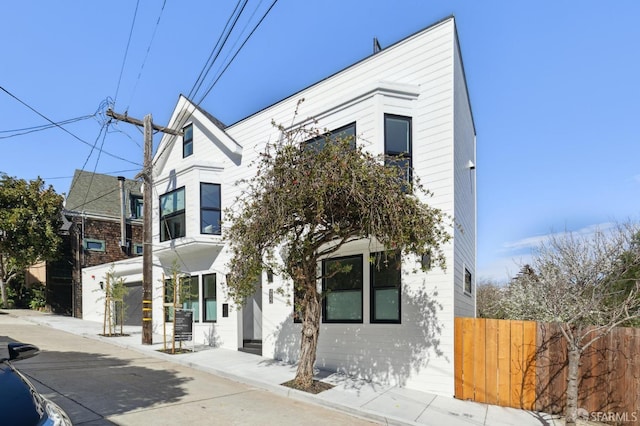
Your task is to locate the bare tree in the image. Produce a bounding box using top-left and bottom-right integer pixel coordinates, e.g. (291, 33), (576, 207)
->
(500, 224), (640, 425)
(475, 278), (506, 319)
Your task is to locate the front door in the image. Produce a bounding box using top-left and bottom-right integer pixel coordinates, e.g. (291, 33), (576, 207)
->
(242, 281), (262, 342)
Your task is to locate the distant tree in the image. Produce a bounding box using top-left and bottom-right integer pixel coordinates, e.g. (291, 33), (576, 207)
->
(225, 113), (451, 389)
(475, 279), (506, 318)
(499, 224), (640, 426)
(0, 174), (63, 308)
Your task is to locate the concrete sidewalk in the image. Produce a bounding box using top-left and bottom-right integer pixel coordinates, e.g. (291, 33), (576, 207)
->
(5, 310), (563, 426)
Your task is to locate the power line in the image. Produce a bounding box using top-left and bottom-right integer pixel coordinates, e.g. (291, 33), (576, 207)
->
(188, 0), (249, 101)
(0, 85), (141, 165)
(44, 168), (140, 181)
(0, 115), (95, 139)
(154, 0), (279, 166)
(197, 0), (279, 105)
(113, 0), (141, 107)
(125, 0), (167, 111)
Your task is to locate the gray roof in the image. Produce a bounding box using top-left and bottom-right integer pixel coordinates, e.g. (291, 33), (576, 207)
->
(64, 170), (142, 218)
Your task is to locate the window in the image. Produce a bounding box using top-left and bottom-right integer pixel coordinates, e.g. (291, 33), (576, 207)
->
(305, 122), (356, 151)
(384, 114), (412, 185)
(464, 268), (472, 295)
(322, 255), (363, 323)
(84, 238), (105, 252)
(181, 276), (199, 323)
(203, 274), (217, 322)
(133, 243), (143, 256)
(200, 183), (221, 235)
(370, 251), (401, 323)
(160, 187), (185, 241)
(130, 195), (143, 219)
(183, 123), (193, 158)
(164, 278), (174, 322)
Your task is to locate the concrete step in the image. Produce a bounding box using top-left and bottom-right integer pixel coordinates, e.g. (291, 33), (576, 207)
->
(238, 340), (262, 356)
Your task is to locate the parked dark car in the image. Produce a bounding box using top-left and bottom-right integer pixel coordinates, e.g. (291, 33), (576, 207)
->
(0, 342), (72, 425)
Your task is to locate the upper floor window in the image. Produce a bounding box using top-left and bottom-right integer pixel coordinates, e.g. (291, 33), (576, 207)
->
(84, 238), (105, 252)
(305, 122), (356, 151)
(384, 114), (412, 185)
(370, 251), (401, 323)
(183, 124), (193, 158)
(130, 195), (143, 219)
(200, 183), (221, 235)
(160, 187), (185, 242)
(464, 267), (472, 295)
(322, 254), (363, 323)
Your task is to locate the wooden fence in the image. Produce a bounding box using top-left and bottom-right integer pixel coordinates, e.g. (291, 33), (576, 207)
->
(454, 318), (640, 416)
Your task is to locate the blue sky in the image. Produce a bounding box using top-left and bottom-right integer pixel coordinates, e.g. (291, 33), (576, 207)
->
(1, 1), (639, 282)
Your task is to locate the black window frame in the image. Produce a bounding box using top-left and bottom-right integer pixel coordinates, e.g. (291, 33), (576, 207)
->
(370, 251), (402, 324)
(183, 123), (193, 158)
(384, 114), (412, 186)
(464, 267), (473, 295)
(322, 254), (363, 324)
(130, 195), (143, 219)
(200, 183), (221, 235)
(160, 187), (186, 242)
(181, 275), (200, 323)
(304, 122), (356, 151)
(203, 273), (217, 323)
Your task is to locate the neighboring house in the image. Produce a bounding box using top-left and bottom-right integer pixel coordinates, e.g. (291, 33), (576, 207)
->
(47, 170), (144, 318)
(83, 16), (476, 397)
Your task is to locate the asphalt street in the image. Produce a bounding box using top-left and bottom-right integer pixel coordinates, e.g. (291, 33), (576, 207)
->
(0, 312), (377, 425)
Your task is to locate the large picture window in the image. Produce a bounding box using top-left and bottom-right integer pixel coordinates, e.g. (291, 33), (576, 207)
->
(160, 187), (185, 242)
(305, 122), (356, 151)
(322, 255), (363, 323)
(183, 123), (193, 158)
(181, 276), (199, 323)
(200, 183), (221, 235)
(384, 114), (412, 185)
(203, 274), (217, 322)
(370, 251), (401, 323)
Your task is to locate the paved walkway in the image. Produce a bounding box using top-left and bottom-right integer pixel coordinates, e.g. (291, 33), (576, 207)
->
(4, 310), (563, 425)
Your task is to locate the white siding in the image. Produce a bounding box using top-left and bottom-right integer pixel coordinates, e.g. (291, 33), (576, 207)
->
(138, 16), (475, 398)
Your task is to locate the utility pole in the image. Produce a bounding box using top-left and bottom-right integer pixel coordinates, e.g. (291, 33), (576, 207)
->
(106, 109), (181, 345)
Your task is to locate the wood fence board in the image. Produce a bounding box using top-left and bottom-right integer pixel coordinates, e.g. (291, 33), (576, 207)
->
(535, 322), (549, 412)
(454, 317), (464, 399)
(497, 319), (511, 407)
(522, 321), (536, 410)
(485, 319), (499, 405)
(474, 318), (487, 403)
(461, 317), (475, 400)
(510, 320), (525, 408)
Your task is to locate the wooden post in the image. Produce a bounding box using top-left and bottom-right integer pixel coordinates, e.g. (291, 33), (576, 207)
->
(105, 109), (181, 345)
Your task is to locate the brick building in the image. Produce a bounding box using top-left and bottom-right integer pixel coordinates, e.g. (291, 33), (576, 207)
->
(45, 170), (144, 317)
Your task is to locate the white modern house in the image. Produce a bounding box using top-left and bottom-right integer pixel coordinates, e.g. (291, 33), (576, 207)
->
(83, 15), (476, 397)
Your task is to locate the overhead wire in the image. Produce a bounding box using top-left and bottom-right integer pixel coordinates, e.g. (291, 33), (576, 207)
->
(125, 0), (167, 112)
(197, 0), (279, 105)
(113, 0), (141, 108)
(0, 115), (95, 139)
(0, 85), (141, 166)
(188, 0), (249, 101)
(153, 0), (279, 167)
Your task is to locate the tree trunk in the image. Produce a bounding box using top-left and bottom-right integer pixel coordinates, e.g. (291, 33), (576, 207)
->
(565, 347), (581, 426)
(0, 277), (6, 309)
(294, 285), (321, 389)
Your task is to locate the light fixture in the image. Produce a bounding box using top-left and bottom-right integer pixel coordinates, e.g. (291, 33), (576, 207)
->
(466, 160), (475, 170)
